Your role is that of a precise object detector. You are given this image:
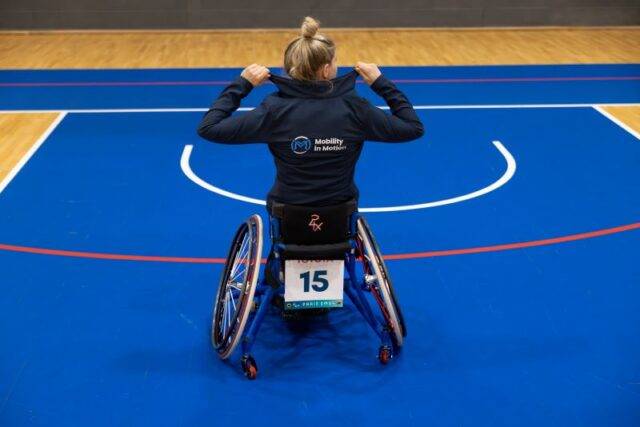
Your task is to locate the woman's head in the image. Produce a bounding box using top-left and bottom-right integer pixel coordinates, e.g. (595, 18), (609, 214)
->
(284, 17), (337, 82)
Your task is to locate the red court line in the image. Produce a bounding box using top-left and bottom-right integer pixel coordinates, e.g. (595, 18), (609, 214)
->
(384, 221), (640, 260)
(0, 221), (638, 265)
(0, 76), (639, 88)
(0, 244), (225, 264)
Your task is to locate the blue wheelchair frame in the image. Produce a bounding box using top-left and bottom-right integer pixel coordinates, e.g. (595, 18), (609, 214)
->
(239, 213), (397, 360)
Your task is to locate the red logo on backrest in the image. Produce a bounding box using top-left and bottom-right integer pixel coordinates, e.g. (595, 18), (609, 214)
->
(309, 214), (323, 232)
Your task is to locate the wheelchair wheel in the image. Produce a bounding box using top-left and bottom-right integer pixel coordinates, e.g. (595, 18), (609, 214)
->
(211, 214), (263, 359)
(356, 216), (407, 348)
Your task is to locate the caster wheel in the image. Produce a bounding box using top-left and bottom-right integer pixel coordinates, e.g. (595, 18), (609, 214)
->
(378, 346), (392, 365)
(241, 356), (258, 380)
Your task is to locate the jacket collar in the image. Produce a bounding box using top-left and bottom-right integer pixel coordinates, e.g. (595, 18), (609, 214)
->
(269, 69), (358, 99)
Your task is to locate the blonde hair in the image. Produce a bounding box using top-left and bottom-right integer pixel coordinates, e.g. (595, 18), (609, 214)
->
(284, 17), (336, 82)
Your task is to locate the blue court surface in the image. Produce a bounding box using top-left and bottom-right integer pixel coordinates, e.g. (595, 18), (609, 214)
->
(1, 64), (639, 426)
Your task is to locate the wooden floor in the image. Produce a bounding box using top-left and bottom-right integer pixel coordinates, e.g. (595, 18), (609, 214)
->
(0, 114), (59, 186)
(0, 27), (639, 69)
(0, 28), (639, 186)
(602, 106), (640, 135)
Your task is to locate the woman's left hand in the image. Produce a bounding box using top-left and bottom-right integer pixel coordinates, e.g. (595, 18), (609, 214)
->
(241, 64), (271, 87)
(355, 62), (382, 86)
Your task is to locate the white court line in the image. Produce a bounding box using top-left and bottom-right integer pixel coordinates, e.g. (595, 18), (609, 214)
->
(180, 140), (516, 213)
(180, 144), (266, 206)
(0, 103), (634, 201)
(0, 112), (67, 195)
(0, 102), (639, 114)
(593, 105), (640, 141)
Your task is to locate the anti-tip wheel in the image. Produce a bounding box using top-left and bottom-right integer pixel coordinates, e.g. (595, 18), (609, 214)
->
(241, 356), (258, 380)
(378, 346), (393, 365)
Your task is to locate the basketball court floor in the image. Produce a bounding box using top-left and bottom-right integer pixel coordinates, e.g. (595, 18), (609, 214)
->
(1, 35), (639, 426)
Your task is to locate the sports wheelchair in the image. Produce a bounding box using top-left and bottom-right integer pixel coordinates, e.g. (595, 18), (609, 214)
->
(210, 199), (406, 379)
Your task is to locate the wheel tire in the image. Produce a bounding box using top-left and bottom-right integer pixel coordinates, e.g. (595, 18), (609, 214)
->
(211, 215), (263, 359)
(357, 216), (407, 348)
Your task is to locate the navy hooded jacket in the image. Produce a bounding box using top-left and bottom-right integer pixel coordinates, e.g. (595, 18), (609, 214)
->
(197, 69), (424, 207)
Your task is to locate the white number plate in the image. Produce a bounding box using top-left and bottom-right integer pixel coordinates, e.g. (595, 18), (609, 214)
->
(284, 260), (344, 310)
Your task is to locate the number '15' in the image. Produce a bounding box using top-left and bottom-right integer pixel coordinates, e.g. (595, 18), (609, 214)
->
(300, 270), (329, 292)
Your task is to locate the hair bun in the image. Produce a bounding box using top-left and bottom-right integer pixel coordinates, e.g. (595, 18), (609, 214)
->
(300, 16), (320, 39)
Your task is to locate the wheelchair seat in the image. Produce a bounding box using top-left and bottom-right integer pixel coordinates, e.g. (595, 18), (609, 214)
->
(269, 199), (357, 260)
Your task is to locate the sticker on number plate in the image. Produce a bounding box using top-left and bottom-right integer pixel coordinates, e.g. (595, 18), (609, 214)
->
(284, 260), (344, 310)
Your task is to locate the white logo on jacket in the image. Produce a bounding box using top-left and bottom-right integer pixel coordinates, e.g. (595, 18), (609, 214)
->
(313, 138), (346, 152)
(291, 136), (312, 154)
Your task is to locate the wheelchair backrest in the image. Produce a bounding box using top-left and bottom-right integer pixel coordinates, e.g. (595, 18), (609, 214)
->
(269, 199), (357, 245)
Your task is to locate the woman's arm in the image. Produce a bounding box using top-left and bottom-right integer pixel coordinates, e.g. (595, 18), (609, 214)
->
(354, 62), (424, 142)
(197, 64), (271, 144)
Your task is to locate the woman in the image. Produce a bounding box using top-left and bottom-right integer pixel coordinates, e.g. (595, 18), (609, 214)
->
(197, 17), (424, 209)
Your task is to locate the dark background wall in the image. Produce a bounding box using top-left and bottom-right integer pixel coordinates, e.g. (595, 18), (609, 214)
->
(1, 0), (639, 30)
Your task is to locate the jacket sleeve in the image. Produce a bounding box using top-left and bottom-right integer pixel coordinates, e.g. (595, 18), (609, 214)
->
(197, 75), (271, 144)
(354, 74), (424, 142)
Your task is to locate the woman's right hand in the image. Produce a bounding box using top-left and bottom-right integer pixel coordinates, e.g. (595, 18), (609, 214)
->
(241, 64), (270, 87)
(355, 62), (382, 86)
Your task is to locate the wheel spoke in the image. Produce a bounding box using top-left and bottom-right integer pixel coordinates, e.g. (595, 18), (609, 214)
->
(225, 295), (232, 335)
(230, 258), (247, 284)
(229, 264), (247, 284)
(221, 231), (249, 342)
(222, 294), (229, 333)
(229, 233), (250, 280)
(229, 282), (241, 290)
(228, 288), (237, 312)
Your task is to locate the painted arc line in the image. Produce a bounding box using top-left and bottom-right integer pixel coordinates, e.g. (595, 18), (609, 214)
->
(180, 140), (516, 213)
(361, 140), (516, 212)
(180, 144), (267, 206)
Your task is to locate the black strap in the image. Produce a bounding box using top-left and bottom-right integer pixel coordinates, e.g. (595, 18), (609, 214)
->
(269, 199), (357, 219)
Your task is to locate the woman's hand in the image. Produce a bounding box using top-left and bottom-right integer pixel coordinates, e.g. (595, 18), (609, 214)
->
(241, 64), (270, 87)
(355, 62), (382, 86)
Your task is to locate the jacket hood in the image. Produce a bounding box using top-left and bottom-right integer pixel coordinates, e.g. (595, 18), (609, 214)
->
(269, 69), (358, 99)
